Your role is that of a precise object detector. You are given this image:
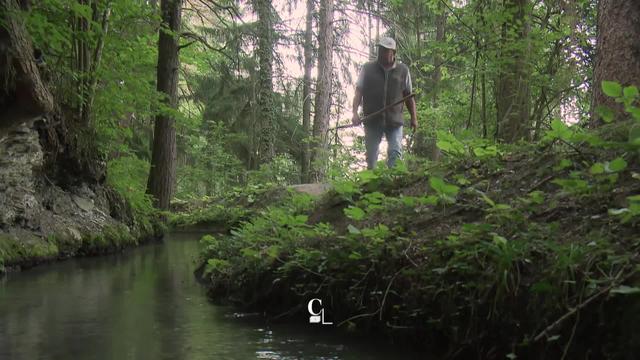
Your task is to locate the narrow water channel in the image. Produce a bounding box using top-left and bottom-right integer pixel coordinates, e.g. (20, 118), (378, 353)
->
(0, 233), (419, 360)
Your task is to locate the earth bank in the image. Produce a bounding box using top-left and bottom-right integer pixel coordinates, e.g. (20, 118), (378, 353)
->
(0, 120), (163, 273)
(193, 139), (640, 359)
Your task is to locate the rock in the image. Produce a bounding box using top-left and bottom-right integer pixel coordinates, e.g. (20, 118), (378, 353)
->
(0, 119), (150, 270)
(67, 227), (82, 242)
(72, 195), (95, 212)
(289, 183), (332, 197)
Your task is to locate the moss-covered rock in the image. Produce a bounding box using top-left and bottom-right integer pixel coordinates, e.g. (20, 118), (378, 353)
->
(0, 233), (59, 268)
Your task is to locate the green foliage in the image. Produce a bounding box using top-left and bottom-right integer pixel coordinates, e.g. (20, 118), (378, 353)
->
(0, 234), (58, 266)
(344, 206), (366, 221)
(436, 130), (466, 156)
(609, 194), (640, 223)
(197, 130), (640, 357)
(429, 176), (459, 204)
(107, 156), (155, 219)
(176, 121), (246, 198)
(597, 81), (640, 124)
(602, 81), (623, 98)
(248, 154), (300, 187)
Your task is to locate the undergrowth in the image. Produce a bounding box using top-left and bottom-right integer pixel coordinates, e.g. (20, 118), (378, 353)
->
(169, 183), (290, 230)
(197, 85), (640, 358)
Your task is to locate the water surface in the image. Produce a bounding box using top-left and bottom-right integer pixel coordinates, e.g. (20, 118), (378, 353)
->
(0, 232), (419, 360)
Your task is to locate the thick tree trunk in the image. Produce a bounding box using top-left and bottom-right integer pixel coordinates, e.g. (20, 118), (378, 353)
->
(310, 0), (333, 182)
(495, 0), (531, 143)
(0, 0), (54, 133)
(147, 0), (181, 210)
(253, 0), (276, 164)
(300, 0), (314, 183)
(592, 0), (640, 124)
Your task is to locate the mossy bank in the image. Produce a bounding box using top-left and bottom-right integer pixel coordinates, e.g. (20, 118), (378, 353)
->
(0, 122), (164, 273)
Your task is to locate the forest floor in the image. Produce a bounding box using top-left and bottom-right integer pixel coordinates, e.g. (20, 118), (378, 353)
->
(189, 124), (640, 359)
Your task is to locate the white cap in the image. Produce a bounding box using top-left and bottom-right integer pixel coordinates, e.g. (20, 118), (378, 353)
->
(377, 37), (396, 51)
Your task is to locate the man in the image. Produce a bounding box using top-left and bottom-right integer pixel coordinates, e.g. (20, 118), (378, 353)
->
(352, 37), (418, 169)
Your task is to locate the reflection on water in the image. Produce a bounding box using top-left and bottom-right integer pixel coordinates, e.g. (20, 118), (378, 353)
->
(0, 233), (417, 360)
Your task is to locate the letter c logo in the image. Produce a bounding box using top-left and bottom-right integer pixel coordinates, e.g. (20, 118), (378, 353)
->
(308, 298), (322, 316)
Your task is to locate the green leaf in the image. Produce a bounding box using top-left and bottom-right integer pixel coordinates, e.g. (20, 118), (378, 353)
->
(358, 170), (378, 184)
(71, 2), (93, 20)
(294, 214), (309, 223)
(347, 224), (361, 234)
(528, 191), (545, 205)
(430, 177), (459, 196)
(545, 119), (574, 140)
(363, 191), (385, 204)
(552, 178), (590, 193)
(401, 196), (417, 207)
(240, 247), (259, 258)
(344, 206), (365, 221)
(590, 163), (605, 175)
(608, 208), (629, 216)
(608, 157), (627, 172)
(623, 85), (639, 99)
(627, 195), (640, 202)
(602, 81), (623, 98)
(546, 335), (561, 342)
(629, 126), (640, 146)
(419, 195), (438, 205)
(553, 159), (572, 171)
(479, 192), (495, 207)
(455, 175), (471, 185)
(628, 106), (640, 121)
(595, 106), (615, 123)
(436, 131), (466, 155)
(333, 180), (359, 196)
(611, 285), (640, 295)
(492, 234), (508, 247)
(266, 245), (280, 259)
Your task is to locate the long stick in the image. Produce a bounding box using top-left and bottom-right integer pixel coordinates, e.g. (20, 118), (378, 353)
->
(329, 93), (416, 132)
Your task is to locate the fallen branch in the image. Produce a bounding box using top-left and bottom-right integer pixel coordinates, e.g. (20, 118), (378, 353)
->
(379, 267), (407, 320)
(533, 267), (637, 342)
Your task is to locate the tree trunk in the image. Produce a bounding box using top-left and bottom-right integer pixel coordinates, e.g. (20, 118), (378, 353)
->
(592, 0), (640, 124)
(431, 5), (446, 107)
(367, 0), (373, 59)
(481, 66), (487, 138)
(495, 0), (531, 143)
(75, 0), (93, 122)
(253, 0), (276, 164)
(300, 0), (314, 183)
(82, 3), (111, 125)
(466, 46), (479, 129)
(0, 0), (55, 133)
(147, 0), (181, 210)
(310, 0), (333, 182)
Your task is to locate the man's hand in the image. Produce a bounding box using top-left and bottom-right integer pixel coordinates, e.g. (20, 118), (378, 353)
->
(410, 118), (418, 133)
(352, 113), (362, 126)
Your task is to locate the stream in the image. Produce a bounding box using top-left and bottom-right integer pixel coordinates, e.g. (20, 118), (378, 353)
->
(0, 232), (420, 359)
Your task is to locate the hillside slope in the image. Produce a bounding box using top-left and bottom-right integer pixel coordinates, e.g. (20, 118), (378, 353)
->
(197, 128), (640, 359)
